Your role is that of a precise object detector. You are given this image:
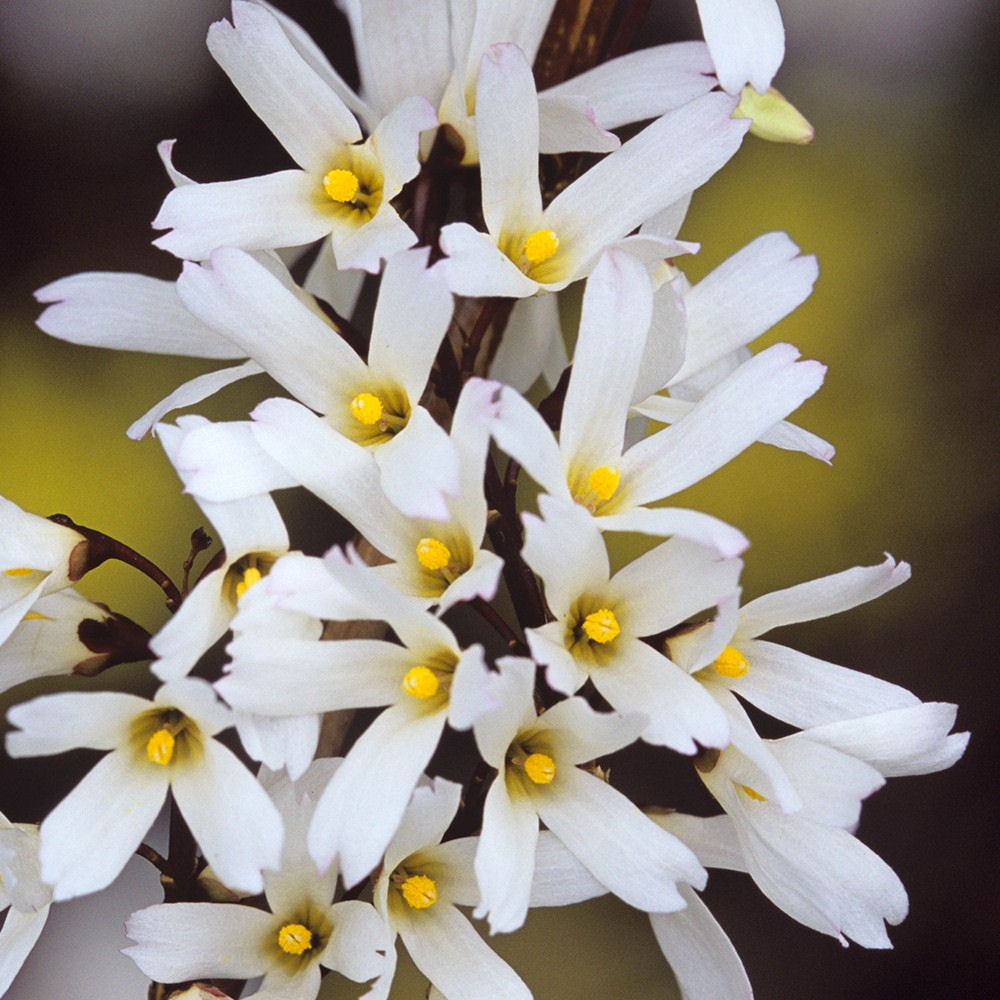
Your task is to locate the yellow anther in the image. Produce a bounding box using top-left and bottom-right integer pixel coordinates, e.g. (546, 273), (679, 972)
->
(740, 784), (767, 802)
(523, 228), (559, 265)
(713, 645), (749, 678)
(416, 537), (452, 572)
(401, 874), (437, 909)
(524, 752), (556, 785)
(235, 566), (263, 600)
(323, 168), (360, 203)
(277, 923), (314, 955)
(146, 728), (175, 766)
(587, 466), (620, 502)
(350, 392), (384, 425)
(582, 608), (620, 644)
(402, 665), (439, 700)
(3, 567), (35, 577)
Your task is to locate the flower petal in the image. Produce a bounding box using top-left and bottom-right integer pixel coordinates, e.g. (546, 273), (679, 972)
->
(695, 0), (784, 94)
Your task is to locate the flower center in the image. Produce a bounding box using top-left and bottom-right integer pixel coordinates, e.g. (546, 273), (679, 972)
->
(348, 391), (408, 435)
(582, 608), (620, 645)
(587, 465), (620, 502)
(277, 922), (314, 956)
(145, 728), (175, 766)
(401, 665), (439, 700)
(523, 752), (556, 785)
(235, 566), (262, 600)
(3, 567), (35, 577)
(400, 874), (437, 909)
(523, 228), (559, 265)
(740, 784), (767, 802)
(416, 537), (452, 572)
(323, 168), (360, 203)
(712, 645), (749, 678)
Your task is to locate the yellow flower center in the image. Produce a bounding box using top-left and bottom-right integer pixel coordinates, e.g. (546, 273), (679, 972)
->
(401, 874), (437, 909)
(582, 608), (620, 644)
(323, 168), (360, 203)
(523, 228), (559, 265)
(740, 784), (767, 802)
(713, 645), (749, 678)
(277, 923), (314, 956)
(3, 567), (35, 577)
(416, 537), (452, 572)
(587, 466), (620, 502)
(350, 392), (384, 425)
(146, 728), (175, 766)
(235, 566), (263, 600)
(523, 752), (556, 785)
(401, 665), (439, 700)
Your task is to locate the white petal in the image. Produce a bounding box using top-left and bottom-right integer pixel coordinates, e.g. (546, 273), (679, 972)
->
(739, 555), (911, 637)
(471, 656), (537, 768)
(154, 170), (332, 260)
(474, 775), (539, 933)
(0, 904), (50, 995)
(171, 741), (283, 895)
(528, 830), (608, 907)
(6, 691), (146, 756)
(34, 272), (244, 357)
(488, 293), (561, 392)
(396, 902), (531, 1000)
(542, 42), (715, 130)
(538, 767), (705, 912)
(438, 223), (542, 298)
(321, 898), (392, 983)
(308, 704), (446, 886)
(799, 703), (970, 778)
(695, 0), (784, 94)
(536, 93), (619, 155)
(127, 360), (264, 441)
(649, 884), (752, 1000)
(39, 750), (167, 900)
(124, 901), (273, 981)
(208, 0), (361, 172)
(729, 638), (919, 729)
(650, 812), (746, 873)
(596, 506), (749, 559)
(234, 712), (320, 779)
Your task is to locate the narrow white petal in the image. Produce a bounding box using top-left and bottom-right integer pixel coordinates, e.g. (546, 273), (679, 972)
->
(34, 272), (244, 357)
(739, 555), (911, 636)
(438, 223), (542, 298)
(537, 93), (619, 154)
(649, 884), (752, 1000)
(0, 904), (49, 995)
(208, 0), (360, 172)
(538, 767), (705, 912)
(127, 360), (264, 441)
(171, 741), (283, 896)
(596, 506), (749, 559)
(528, 831), (607, 907)
(6, 691), (146, 756)
(396, 902), (531, 1000)
(124, 901), (273, 981)
(488, 293), (561, 392)
(695, 0), (784, 94)
(154, 170), (332, 261)
(308, 705), (446, 886)
(321, 898), (392, 984)
(39, 751), (167, 900)
(474, 776), (539, 933)
(650, 812), (746, 873)
(471, 656), (537, 768)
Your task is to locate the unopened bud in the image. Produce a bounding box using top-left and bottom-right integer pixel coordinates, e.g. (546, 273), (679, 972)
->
(733, 85), (814, 145)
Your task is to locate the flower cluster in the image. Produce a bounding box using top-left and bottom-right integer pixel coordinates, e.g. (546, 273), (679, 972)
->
(3, 2), (967, 998)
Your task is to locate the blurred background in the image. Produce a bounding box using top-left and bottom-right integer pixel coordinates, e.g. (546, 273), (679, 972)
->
(1, 0), (996, 996)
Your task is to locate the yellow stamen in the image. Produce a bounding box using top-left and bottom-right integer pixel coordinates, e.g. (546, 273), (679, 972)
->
(401, 665), (439, 700)
(582, 608), (620, 644)
(401, 874), (437, 909)
(713, 645), (749, 678)
(235, 566), (263, 600)
(587, 466), (620, 502)
(277, 923), (313, 956)
(416, 537), (452, 572)
(323, 168), (360, 203)
(22, 611), (53, 622)
(3, 567), (35, 577)
(740, 784), (767, 802)
(524, 752), (556, 785)
(523, 229), (559, 265)
(350, 392), (384, 425)
(146, 728), (175, 766)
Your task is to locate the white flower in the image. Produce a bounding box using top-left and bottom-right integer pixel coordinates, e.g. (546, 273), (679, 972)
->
(521, 495), (738, 753)
(0, 815), (52, 996)
(485, 249), (825, 555)
(124, 761), (389, 1000)
(0, 496), (88, 649)
(472, 657), (706, 934)
(438, 46), (748, 298)
(153, 1), (436, 271)
(149, 419), (290, 680)
(370, 777), (532, 1000)
(5, 678), (283, 901)
(694, 0), (785, 95)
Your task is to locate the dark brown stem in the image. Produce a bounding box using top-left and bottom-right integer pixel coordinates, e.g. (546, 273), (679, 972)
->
(470, 596), (527, 654)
